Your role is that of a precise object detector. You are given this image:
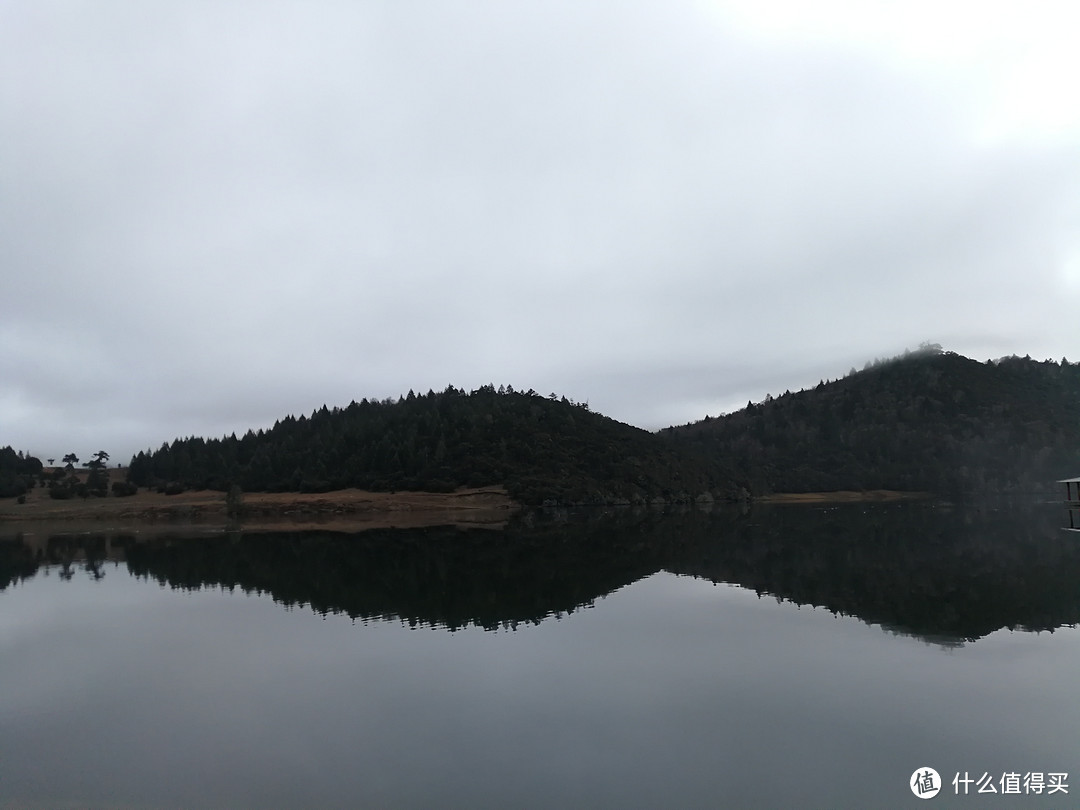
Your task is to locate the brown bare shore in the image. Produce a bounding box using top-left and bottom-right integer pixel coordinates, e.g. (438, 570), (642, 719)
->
(754, 490), (933, 504)
(0, 472), (517, 534)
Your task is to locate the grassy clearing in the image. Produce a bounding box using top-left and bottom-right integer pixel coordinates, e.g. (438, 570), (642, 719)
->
(0, 470), (516, 532)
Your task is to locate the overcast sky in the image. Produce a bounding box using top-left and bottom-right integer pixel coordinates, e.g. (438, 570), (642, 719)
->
(3, 1), (1079, 464)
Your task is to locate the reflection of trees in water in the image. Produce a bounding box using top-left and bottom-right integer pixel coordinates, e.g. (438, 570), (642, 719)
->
(123, 518), (667, 631)
(0, 532), (120, 587)
(662, 502), (1080, 643)
(0, 535), (38, 589)
(2, 503), (1078, 643)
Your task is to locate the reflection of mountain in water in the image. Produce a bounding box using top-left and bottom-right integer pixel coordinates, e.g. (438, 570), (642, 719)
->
(663, 503), (1080, 644)
(2, 502), (1079, 642)
(122, 520), (665, 630)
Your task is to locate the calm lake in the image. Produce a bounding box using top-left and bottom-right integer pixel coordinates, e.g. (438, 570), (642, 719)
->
(2, 501), (1078, 809)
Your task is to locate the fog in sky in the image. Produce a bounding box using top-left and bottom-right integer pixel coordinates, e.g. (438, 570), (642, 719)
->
(3, 1), (1079, 463)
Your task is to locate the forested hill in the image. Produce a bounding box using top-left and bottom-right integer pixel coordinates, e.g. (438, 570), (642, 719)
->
(664, 349), (1080, 496)
(127, 386), (738, 505)
(121, 349), (1080, 502)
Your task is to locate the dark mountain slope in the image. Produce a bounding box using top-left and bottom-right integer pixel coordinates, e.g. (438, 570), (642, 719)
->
(665, 349), (1080, 495)
(125, 349), (1079, 502)
(128, 386), (738, 505)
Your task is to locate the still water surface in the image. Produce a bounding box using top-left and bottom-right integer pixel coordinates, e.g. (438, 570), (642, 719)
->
(1, 502), (1078, 808)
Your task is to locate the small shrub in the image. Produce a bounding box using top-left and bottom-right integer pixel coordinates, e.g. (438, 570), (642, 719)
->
(0, 477), (27, 498)
(111, 481), (138, 497)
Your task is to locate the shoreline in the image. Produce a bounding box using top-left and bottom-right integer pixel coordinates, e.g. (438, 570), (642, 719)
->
(0, 485), (518, 534)
(0, 483), (935, 534)
(754, 490), (933, 504)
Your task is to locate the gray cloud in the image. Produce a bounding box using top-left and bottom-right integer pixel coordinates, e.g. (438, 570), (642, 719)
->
(2, 0), (1078, 462)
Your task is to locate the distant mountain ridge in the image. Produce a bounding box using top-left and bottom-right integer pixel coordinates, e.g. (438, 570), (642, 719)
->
(33, 347), (1077, 505)
(126, 386), (737, 505)
(665, 348), (1080, 495)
